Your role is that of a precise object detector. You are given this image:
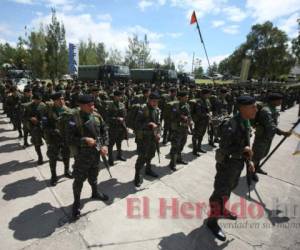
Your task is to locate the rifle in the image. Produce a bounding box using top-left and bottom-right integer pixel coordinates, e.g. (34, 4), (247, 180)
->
(85, 119), (112, 178)
(153, 126), (161, 164)
(245, 159), (252, 198)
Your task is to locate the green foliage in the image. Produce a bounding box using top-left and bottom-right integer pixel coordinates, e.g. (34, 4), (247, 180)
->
(125, 34), (152, 68)
(45, 8), (68, 81)
(79, 38), (108, 65)
(218, 21), (295, 80)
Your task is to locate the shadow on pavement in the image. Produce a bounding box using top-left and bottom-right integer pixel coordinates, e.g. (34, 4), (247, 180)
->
(158, 223), (234, 250)
(0, 160), (36, 176)
(96, 178), (146, 205)
(233, 176), (290, 226)
(0, 142), (22, 153)
(9, 202), (69, 241)
(2, 176), (48, 200)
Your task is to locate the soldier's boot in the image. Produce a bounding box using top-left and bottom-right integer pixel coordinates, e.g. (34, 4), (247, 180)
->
(177, 154), (188, 165)
(134, 164), (144, 187)
(197, 141), (207, 153)
(90, 184), (109, 201)
(63, 158), (73, 179)
(169, 154), (177, 171)
(108, 146), (114, 166)
(35, 146), (44, 165)
(18, 129), (23, 138)
(116, 145), (126, 161)
(72, 181), (83, 220)
(192, 138), (200, 157)
(206, 217), (226, 241)
(23, 132), (29, 147)
(162, 130), (168, 144)
(145, 162), (158, 178)
(49, 160), (58, 186)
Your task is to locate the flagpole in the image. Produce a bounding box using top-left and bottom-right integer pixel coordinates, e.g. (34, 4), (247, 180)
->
(193, 13), (216, 85)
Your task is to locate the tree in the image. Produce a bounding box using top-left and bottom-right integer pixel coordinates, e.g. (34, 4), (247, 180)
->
(219, 21), (295, 80)
(106, 48), (123, 64)
(45, 8), (68, 81)
(27, 25), (47, 78)
(292, 19), (300, 63)
(194, 65), (204, 78)
(162, 55), (175, 70)
(206, 62), (218, 76)
(96, 42), (108, 65)
(125, 34), (151, 68)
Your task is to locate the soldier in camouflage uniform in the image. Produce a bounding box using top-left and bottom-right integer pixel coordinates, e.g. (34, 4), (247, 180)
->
(134, 92), (160, 187)
(191, 89), (212, 156)
(252, 93), (291, 181)
(66, 94), (109, 220)
(168, 91), (191, 171)
(161, 87), (177, 144)
(107, 90), (127, 166)
(6, 86), (23, 137)
(21, 86), (32, 147)
(132, 88), (150, 105)
(207, 96), (257, 241)
(42, 92), (73, 186)
(24, 92), (46, 165)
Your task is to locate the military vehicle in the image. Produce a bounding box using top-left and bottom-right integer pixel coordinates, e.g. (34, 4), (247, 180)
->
(130, 68), (177, 84)
(78, 64), (130, 82)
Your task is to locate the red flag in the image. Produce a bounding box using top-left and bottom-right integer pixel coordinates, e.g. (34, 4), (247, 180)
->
(190, 11), (197, 25)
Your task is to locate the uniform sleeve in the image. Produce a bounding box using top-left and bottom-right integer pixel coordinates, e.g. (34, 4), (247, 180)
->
(258, 109), (278, 139)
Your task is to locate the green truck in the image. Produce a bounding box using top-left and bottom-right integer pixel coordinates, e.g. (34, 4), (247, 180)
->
(78, 64), (130, 81)
(130, 68), (177, 84)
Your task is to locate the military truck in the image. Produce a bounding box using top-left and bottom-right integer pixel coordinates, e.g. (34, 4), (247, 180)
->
(177, 72), (195, 85)
(78, 64), (130, 82)
(130, 68), (177, 84)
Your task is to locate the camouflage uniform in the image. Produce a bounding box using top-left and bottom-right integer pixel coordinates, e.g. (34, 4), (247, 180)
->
(169, 98), (191, 170)
(66, 108), (109, 219)
(42, 102), (73, 185)
(134, 102), (160, 186)
(24, 97), (46, 164)
(252, 104), (285, 170)
(107, 99), (127, 165)
(191, 96), (211, 154)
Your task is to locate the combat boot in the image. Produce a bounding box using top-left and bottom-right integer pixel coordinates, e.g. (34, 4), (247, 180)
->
(49, 161), (58, 186)
(35, 146), (44, 165)
(63, 159), (73, 179)
(177, 154), (188, 165)
(169, 154), (177, 171)
(192, 139), (200, 157)
(134, 164), (144, 187)
(206, 218), (226, 241)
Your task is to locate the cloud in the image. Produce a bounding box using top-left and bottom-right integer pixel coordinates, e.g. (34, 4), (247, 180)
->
(222, 25), (240, 34)
(11, 0), (34, 4)
(223, 6), (247, 22)
(278, 12), (299, 38)
(0, 23), (13, 37)
(138, 0), (154, 11)
(246, 0), (300, 22)
(97, 14), (113, 22)
(167, 32), (183, 38)
(212, 20), (225, 28)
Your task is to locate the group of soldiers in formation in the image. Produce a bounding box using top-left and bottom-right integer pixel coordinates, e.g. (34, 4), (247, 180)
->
(0, 78), (298, 240)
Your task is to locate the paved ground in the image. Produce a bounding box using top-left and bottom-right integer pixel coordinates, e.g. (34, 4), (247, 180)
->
(0, 104), (300, 250)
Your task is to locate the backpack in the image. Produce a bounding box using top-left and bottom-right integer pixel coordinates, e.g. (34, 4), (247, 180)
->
(126, 103), (144, 130)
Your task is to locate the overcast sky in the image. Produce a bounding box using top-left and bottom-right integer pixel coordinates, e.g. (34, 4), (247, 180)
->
(0, 0), (299, 71)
